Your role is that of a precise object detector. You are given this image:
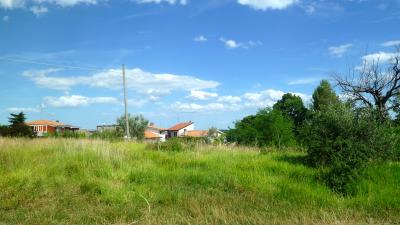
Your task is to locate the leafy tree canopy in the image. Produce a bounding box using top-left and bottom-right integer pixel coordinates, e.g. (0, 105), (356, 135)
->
(273, 93), (308, 127)
(8, 112), (27, 126)
(117, 114), (149, 140)
(312, 80), (340, 111)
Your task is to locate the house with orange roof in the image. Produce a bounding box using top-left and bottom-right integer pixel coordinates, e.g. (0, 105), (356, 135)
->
(166, 121), (194, 138)
(26, 120), (79, 137)
(145, 123), (167, 142)
(144, 121), (194, 142)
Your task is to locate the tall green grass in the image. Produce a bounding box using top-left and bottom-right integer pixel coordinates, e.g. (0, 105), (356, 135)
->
(0, 138), (399, 225)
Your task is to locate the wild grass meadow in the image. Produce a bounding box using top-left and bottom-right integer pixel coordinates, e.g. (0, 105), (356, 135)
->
(0, 138), (399, 225)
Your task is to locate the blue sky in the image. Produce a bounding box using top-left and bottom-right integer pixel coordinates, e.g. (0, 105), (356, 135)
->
(1, 0), (400, 130)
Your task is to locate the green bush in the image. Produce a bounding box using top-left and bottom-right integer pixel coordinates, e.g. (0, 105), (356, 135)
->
(226, 108), (296, 149)
(0, 125), (10, 136)
(305, 104), (398, 194)
(90, 130), (123, 141)
(5, 124), (35, 138)
(148, 138), (184, 152)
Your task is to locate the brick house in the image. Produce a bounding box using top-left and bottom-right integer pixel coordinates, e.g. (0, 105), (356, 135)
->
(26, 120), (79, 137)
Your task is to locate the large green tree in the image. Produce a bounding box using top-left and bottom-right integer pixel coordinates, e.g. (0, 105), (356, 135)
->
(273, 93), (307, 127)
(312, 80), (340, 111)
(7, 112), (35, 137)
(226, 109), (295, 149)
(117, 114), (149, 140)
(8, 112), (26, 125)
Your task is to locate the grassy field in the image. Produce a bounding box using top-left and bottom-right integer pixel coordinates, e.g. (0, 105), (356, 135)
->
(0, 138), (399, 225)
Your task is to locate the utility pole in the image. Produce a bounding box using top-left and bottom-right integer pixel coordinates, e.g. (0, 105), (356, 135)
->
(122, 64), (130, 140)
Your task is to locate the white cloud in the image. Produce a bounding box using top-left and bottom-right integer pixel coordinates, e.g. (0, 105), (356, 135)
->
(7, 107), (40, 113)
(288, 77), (323, 85)
(172, 102), (230, 113)
(238, 0), (298, 10)
(220, 38), (241, 49)
(362, 51), (399, 64)
(0, 0), (97, 14)
(44, 95), (119, 108)
(220, 37), (262, 49)
(243, 89), (311, 108)
(30, 5), (48, 16)
(41, 0), (97, 7)
(328, 43), (352, 58)
(193, 35), (207, 42)
(134, 0), (187, 5)
(24, 67), (220, 99)
(304, 4), (315, 14)
(0, 0), (24, 8)
(381, 40), (400, 47)
(172, 89), (310, 113)
(2, 15), (9, 22)
(218, 95), (242, 104)
(188, 90), (218, 100)
(247, 40), (263, 47)
(127, 99), (148, 108)
(23, 68), (78, 91)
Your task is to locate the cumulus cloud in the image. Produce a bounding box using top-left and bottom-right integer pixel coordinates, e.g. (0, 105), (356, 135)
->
(30, 5), (48, 16)
(134, 0), (187, 5)
(362, 51), (399, 64)
(220, 38), (241, 49)
(242, 89), (311, 108)
(328, 43), (352, 58)
(188, 90), (218, 100)
(24, 67), (220, 99)
(0, 0), (97, 14)
(172, 89), (310, 112)
(288, 77), (323, 85)
(220, 37), (262, 49)
(381, 40), (400, 47)
(218, 95), (242, 104)
(237, 0), (298, 10)
(193, 35), (207, 42)
(0, 0), (24, 8)
(44, 95), (119, 108)
(172, 102), (229, 113)
(7, 107), (40, 113)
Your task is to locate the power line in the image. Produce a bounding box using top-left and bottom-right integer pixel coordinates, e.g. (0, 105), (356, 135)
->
(0, 56), (108, 71)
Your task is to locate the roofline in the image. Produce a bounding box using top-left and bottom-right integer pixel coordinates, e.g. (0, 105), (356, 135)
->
(167, 121), (194, 131)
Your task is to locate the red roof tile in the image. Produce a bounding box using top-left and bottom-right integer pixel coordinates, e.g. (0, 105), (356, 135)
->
(186, 130), (208, 137)
(145, 131), (160, 139)
(168, 121), (193, 131)
(26, 120), (65, 127)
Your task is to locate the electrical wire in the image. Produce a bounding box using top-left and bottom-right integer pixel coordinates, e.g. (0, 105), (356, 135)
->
(0, 56), (110, 71)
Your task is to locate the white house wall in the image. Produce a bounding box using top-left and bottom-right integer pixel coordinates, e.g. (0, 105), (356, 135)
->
(177, 124), (194, 136)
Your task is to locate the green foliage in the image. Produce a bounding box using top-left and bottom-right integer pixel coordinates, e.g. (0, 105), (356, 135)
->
(227, 108), (295, 149)
(305, 104), (399, 194)
(91, 130), (124, 141)
(312, 80), (340, 111)
(7, 123), (36, 138)
(8, 112), (26, 125)
(273, 93), (308, 128)
(0, 125), (9, 136)
(3, 112), (35, 138)
(47, 130), (87, 139)
(117, 114), (148, 140)
(149, 138), (184, 152)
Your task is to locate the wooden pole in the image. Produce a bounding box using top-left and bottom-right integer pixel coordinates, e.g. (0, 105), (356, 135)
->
(122, 64), (130, 140)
